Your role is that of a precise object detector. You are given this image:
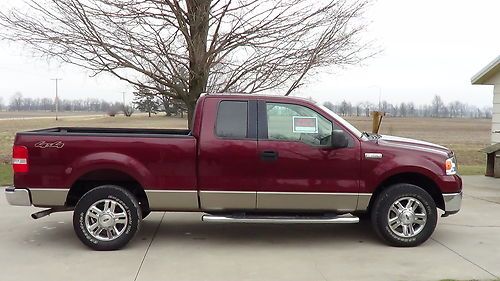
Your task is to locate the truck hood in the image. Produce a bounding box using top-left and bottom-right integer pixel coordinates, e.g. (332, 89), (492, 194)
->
(377, 135), (451, 157)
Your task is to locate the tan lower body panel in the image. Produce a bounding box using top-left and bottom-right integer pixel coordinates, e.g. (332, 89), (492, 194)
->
(356, 193), (372, 211)
(199, 191), (256, 211)
(146, 190), (199, 211)
(257, 192), (371, 212)
(30, 188), (69, 207)
(28, 187), (372, 212)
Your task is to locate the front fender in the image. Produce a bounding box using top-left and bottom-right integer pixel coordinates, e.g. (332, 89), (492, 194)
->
(362, 152), (445, 193)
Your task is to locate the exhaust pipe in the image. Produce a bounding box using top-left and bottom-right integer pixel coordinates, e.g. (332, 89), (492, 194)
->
(31, 207), (73, 219)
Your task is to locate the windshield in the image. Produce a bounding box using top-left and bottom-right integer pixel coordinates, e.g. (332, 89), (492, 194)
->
(318, 105), (363, 138)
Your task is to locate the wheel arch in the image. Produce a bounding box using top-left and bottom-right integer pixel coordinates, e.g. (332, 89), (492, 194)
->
(65, 168), (150, 214)
(367, 172), (445, 212)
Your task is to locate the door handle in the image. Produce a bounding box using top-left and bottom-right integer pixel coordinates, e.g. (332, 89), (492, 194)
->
(260, 150), (278, 161)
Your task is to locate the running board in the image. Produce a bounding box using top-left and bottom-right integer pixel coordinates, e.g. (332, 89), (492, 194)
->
(201, 213), (359, 224)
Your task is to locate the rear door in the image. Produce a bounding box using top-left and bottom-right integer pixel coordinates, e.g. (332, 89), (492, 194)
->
(256, 101), (360, 212)
(198, 98), (259, 211)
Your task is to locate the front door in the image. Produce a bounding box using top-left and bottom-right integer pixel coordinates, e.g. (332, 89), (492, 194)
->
(257, 101), (360, 212)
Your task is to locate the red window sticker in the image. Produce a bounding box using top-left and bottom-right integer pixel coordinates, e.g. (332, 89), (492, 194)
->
(293, 116), (318, 133)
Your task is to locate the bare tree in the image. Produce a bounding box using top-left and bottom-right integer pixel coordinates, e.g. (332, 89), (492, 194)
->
(9, 92), (23, 111)
(355, 102), (362, 116)
(0, 0), (373, 127)
(321, 96), (492, 119)
(399, 102), (407, 117)
(338, 100), (352, 116)
(431, 95), (444, 117)
(322, 101), (335, 111)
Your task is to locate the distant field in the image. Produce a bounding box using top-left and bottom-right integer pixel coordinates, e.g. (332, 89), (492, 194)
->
(0, 112), (491, 186)
(0, 111), (105, 119)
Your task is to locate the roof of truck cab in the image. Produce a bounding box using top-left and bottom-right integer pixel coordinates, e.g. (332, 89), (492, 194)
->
(203, 93), (316, 103)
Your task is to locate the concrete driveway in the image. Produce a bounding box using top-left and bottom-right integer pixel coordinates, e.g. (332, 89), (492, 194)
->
(1, 176), (499, 281)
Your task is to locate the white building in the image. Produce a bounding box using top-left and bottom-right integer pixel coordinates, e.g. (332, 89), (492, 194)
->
(472, 55), (500, 144)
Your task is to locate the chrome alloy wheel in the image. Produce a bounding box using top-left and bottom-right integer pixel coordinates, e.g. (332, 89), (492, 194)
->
(387, 197), (427, 238)
(85, 199), (128, 241)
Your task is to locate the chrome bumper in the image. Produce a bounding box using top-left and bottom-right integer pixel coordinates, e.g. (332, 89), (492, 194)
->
(442, 192), (462, 216)
(5, 187), (32, 206)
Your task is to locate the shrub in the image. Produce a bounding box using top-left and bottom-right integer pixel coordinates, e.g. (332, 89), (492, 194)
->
(107, 108), (118, 117)
(123, 105), (134, 117)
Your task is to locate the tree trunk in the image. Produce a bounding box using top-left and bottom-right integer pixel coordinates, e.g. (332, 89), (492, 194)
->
(186, 100), (196, 130)
(186, 0), (209, 130)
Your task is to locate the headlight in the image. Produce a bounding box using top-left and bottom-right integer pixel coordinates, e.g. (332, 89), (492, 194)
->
(445, 157), (457, 175)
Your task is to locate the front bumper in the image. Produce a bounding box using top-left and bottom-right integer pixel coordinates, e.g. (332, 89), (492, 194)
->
(442, 191), (462, 216)
(5, 187), (32, 206)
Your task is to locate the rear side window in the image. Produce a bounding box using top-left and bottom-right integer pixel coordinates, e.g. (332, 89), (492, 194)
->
(216, 101), (248, 138)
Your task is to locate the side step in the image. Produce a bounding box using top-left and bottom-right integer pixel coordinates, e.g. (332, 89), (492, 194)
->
(202, 213), (359, 224)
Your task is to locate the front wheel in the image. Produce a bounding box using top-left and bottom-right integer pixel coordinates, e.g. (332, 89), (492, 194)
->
(371, 184), (437, 247)
(73, 185), (142, 250)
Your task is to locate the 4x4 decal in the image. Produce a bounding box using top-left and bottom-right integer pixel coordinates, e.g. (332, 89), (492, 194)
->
(34, 141), (65, 149)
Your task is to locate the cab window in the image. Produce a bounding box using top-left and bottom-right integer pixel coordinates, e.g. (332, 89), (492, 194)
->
(266, 102), (333, 146)
(216, 101), (248, 138)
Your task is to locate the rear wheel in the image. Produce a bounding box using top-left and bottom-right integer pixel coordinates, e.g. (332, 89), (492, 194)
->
(371, 183), (437, 247)
(73, 185), (142, 250)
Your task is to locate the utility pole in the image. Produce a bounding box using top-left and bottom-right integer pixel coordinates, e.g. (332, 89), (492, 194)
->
(51, 78), (62, 120)
(378, 87), (382, 111)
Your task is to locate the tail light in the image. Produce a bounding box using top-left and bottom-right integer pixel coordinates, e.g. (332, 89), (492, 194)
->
(12, 145), (29, 173)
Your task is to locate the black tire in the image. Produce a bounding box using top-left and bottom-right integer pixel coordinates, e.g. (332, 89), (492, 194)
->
(73, 185), (142, 250)
(138, 200), (151, 219)
(371, 183), (437, 247)
(142, 210), (151, 219)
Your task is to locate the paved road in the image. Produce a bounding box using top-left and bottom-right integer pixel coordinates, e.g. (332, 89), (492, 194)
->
(1, 176), (499, 281)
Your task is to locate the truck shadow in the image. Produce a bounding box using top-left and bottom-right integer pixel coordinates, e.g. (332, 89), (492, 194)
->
(139, 213), (380, 247)
(12, 213), (380, 250)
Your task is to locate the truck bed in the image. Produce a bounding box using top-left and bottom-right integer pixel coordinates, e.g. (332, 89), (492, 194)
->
(13, 127), (197, 192)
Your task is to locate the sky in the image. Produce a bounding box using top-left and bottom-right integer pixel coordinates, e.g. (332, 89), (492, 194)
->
(0, 0), (499, 107)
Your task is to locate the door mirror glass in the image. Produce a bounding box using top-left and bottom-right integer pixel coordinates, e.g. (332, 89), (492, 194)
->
(331, 130), (349, 149)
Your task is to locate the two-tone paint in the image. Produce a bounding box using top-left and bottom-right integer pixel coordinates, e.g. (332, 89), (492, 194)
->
(7, 94), (462, 215)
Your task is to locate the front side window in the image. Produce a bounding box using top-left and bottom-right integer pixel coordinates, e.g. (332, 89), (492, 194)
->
(216, 101), (248, 138)
(266, 102), (333, 146)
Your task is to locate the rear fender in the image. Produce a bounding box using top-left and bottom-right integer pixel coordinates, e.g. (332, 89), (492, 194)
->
(66, 152), (152, 188)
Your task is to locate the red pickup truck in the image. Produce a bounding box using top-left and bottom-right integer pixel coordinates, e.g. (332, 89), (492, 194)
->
(5, 94), (462, 250)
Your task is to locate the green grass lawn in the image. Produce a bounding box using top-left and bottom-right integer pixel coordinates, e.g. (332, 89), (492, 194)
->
(0, 163), (12, 186)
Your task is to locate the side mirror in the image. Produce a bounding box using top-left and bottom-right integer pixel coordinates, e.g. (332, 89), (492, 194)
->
(331, 130), (349, 149)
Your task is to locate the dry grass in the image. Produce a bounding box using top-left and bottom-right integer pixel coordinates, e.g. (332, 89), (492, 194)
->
(0, 111), (104, 119)
(0, 113), (491, 185)
(0, 113), (187, 164)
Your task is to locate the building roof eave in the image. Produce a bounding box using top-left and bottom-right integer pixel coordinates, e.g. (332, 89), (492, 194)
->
(471, 55), (500, 85)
